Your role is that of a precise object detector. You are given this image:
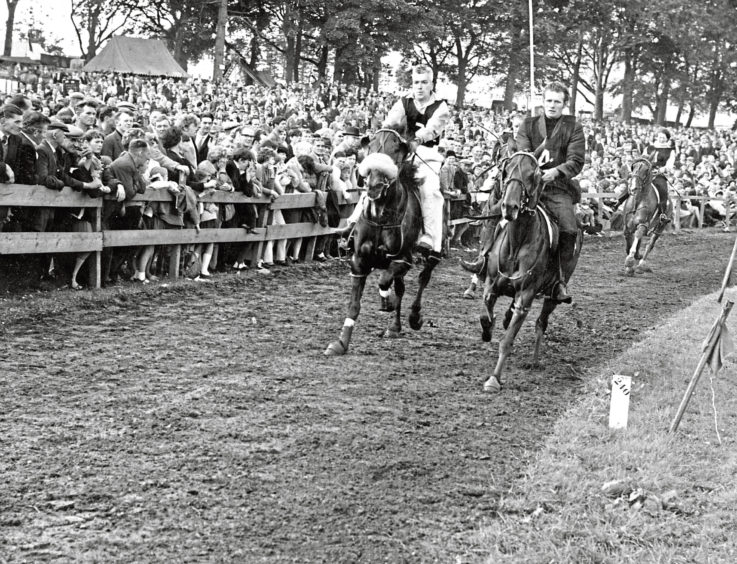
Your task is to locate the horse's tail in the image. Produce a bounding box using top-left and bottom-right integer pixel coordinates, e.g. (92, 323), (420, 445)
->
(461, 255), (485, 274)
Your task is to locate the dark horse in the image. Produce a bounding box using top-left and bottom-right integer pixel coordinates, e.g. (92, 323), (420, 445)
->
(324, 129), (440, 355)
(623, 156), (672, 276)
(479, 152), (583, 392)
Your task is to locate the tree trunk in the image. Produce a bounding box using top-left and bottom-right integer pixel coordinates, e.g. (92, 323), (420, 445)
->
(85, 2), (101, 61)
(293, 20), (303, 83)
(316, 44), (329, 80)
(171, 17), (188, 70)
(674, 98), (684, 125)
(212, 0), (228, 81)
(685, 103), (695, 128)
(372, 52), (380, 92)
(503, 22), (523, 111)
(619, 47), (636, 123)
(4, 0), (19, 57)
(594, 37), (605, 121)
(656, 75), (670, 125)
(569, 38), (584, 115)
(456, 57), (467, 108)
(284, 35), (296, 83)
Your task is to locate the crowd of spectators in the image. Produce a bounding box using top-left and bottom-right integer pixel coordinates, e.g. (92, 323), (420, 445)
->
(1, 70), (735, 289)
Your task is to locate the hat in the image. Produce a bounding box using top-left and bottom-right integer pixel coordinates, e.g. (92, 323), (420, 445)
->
(445, 150), (457, 158)
(221, 121), (240, 132)
(65, 125), (84, 138)
(116, 101), (137, 113)
(69, 92), (84, 100)
(47, 119), (69, 132)
(239, 125), (256, 136)
(342, 126), (360, 137)
(149, 166), (168, 182)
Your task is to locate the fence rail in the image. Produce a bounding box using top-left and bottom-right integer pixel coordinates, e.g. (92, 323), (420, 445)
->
(0, 183), (361, 288)
(1, 183), (732, 289)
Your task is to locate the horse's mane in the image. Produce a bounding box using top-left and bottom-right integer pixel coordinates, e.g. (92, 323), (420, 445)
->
(398, 161), (422, 196)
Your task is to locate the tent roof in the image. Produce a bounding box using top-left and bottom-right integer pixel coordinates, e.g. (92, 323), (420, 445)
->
(82, 36), (188, 78)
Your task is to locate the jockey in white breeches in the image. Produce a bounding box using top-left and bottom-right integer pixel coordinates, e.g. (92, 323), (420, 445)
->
(344, 65), (450, 255)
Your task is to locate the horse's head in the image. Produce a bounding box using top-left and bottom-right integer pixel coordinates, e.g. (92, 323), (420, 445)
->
(358, 152), (399, 201)
(368, 129), (410, 168)
(629, 156), (653, 199)
(500, 152), (543, 221)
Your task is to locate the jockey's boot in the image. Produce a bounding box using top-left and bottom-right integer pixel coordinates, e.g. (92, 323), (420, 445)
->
(552, 232), (577, 304)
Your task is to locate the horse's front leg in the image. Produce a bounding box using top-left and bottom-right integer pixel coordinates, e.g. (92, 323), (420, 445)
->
(625, 223), (647, 275)
(408, 254), (440, 330)
(485, 289), (534, 392)
(480, 275), (499, 343)
(378, 260), (410, 337)
(324, 263), (369, 356)
(636, 212), (671, 273)
(533, 297), (558, 365)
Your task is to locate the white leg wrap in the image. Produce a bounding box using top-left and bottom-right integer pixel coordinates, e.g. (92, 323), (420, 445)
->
(343, 318), (355, 327)
(379, 289), (391, 298)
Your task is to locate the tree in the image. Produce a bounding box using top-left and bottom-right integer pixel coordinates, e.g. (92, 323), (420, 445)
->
(4, 0), (21, 56)
(126, 0), (219, 69)
(71, 0), (138, 61)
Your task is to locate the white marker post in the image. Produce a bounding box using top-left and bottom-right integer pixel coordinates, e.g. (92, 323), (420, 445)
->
(609, 375), (632, 429)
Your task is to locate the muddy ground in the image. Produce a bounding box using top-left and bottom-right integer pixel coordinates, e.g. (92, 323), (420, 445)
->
(0, 229), (732, 563)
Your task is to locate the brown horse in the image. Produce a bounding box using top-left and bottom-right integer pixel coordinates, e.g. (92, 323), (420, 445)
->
(623, 156), (672, 276)
(479, 152), (583, 392)
(324, 129), (440, 355)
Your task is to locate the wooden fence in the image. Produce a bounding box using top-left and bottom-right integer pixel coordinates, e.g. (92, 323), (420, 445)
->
(0, 184), (360, 288)
(1, 183), (732, 289)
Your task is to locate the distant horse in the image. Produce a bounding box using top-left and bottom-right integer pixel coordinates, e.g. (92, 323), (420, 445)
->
(479, 152), (583, 392)
(324, 129), (440, 355)
(623, 156), (672, 276)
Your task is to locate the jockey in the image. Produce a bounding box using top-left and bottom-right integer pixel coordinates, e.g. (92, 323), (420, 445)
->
(384, 64), (450, 255)
(516, 81), (585, 303)
(341, 64), (449, 257)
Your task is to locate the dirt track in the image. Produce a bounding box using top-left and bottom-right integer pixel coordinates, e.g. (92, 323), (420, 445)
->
(0, 229), (732, 562)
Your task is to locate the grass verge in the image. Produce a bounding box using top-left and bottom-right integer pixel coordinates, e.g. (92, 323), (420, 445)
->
(472, 288), (737, 564)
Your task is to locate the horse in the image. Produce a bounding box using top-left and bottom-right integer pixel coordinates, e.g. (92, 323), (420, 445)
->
(478, 152), (583, 392)
(623, 156), (673, 276)
(324, 129), (441, 355)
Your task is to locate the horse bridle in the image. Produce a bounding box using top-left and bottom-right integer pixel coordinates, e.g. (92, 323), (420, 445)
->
(629, 157), (653, 195)
(502, 151), (541, 213)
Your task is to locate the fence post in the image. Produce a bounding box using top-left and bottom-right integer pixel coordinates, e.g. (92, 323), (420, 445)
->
(88, 202), (103, 289)
(674, 196), (681, 233)
(699, 198), (706, 228)
(253, 199), (272, 265)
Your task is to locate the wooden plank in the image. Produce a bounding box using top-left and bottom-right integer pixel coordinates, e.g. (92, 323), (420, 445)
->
(88, 206), (102, 289)
(0, 184), (103, 207)
(169, 245), (181, 280)
(128, 188), (268, 205)
(102, 227), (265, 247)
(0, 232), (102, 254)
(270, 192), (317, 210)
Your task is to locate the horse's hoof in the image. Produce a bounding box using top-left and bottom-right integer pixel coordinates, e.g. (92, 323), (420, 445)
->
(624, 256), (636, 269)
(625, 267), (635, 277)
(483, 376), (502, 393)
(463, 289), (475, 300)
(324, 340), (347, 356)
(480, 314), (492, 342)
(636, 263), (652, 273)
(409, 313), (424, 331)
(383, 328), (401, 338)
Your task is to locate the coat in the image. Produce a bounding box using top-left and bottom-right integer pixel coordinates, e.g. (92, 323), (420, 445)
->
(516, 114), (584, 203)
